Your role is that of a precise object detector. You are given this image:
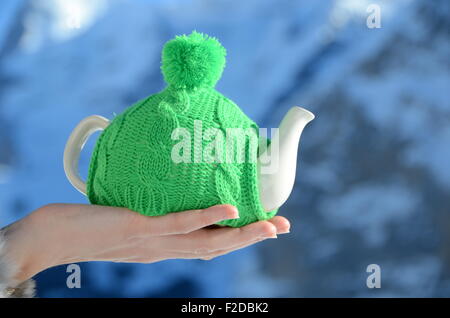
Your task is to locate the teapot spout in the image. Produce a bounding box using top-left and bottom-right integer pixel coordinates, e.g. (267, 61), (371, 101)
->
(258, 106), (315, 212)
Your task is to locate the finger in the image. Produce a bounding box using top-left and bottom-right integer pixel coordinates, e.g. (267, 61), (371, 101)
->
(93, 237), (263, 264)
(162, 220), (277, 255)
(126, 217), (290, 262)
(97, 236), (263, 264)
(199, 237), (267, 260)
(199, 218), (290, 260)
(127, 204), (239, 237)
(97, 220), (279, 263)
(267, 216), (291, 234)
(169, 238), (262, 261)
(175, 226), (279, 261)
(198, 217), (292, 260)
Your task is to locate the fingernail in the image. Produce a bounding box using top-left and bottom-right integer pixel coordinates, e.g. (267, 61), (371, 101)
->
(227, 207), (239, 219)
(262, 233), (277, 239)
(261, 224), (278, 239)
(278, 229), (290, 234)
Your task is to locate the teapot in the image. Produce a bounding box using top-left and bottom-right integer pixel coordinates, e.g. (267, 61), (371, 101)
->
(63, 31), (314, 227)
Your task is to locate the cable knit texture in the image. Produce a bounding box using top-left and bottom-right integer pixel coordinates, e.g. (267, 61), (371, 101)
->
(0, 228), (36, 298)
(86, 32), (277, 227)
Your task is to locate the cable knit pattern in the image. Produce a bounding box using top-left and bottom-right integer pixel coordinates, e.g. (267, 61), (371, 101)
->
(86, 32), (277, 227)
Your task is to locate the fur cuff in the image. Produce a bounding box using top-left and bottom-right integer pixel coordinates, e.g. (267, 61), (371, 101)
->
(0, 228), (36, 298)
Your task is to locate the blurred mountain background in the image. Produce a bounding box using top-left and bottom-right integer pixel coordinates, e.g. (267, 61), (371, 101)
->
(0, 0), (449, 297)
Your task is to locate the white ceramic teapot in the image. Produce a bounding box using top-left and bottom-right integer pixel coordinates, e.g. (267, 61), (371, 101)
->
(64, 106), (314, 212)
(63, 31), (315, 227)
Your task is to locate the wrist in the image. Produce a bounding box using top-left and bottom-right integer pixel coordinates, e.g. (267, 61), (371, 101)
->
(2, 206), (59, 283)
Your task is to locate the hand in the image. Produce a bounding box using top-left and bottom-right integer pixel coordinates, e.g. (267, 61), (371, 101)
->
(3, 204), (290, 283)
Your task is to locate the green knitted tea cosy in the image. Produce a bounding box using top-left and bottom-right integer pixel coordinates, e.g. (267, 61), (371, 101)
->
(86, 31), (278, 227)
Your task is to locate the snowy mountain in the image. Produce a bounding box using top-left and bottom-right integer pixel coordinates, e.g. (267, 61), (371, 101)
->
(0, 0), (449, 297)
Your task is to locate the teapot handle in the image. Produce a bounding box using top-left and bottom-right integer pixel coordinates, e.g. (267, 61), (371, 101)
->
(63, 115), (110, 195)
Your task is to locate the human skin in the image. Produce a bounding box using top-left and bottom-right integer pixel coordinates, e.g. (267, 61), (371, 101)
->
(2, 204), (290, 283)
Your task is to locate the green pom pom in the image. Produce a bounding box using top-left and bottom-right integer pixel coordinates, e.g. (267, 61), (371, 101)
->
(161, 31), (226, 89)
